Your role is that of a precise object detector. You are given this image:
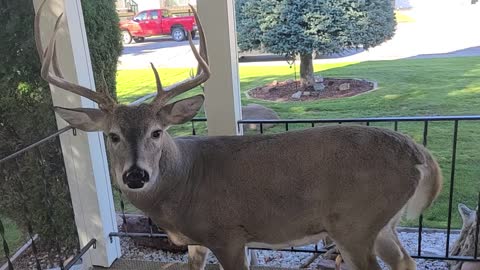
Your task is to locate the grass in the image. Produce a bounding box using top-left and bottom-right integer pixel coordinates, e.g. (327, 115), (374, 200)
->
(116, 56), (480, 229)
(0, 216), (25, 265)
(395, 10), (415, 23)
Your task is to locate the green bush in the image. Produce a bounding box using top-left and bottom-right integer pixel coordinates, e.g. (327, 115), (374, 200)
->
(0, 0), (121, 252)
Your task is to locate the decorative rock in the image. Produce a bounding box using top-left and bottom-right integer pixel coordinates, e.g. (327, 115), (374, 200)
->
(303, 91), (311, 96)
(314, 76), (324, 83)
(291, 91), (303, 99)
(271, 80), (278, 86)
(242, 104), (279, 130)
(313, 82), (325, 91)
(338, 83), (350, 91)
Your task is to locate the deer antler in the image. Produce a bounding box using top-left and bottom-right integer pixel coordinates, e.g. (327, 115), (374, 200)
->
(150, 4), (210, 107)
(35, 0), (116, 112)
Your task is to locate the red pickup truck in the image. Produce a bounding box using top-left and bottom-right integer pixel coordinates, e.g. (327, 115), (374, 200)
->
(120, 9), (197, 43)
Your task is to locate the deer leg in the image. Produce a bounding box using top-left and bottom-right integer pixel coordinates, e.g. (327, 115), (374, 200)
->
(375, 227), (416, 270)
(300, 253), (321, 268)
(211, 245), (249, 270)
(330, 234), (381, 270)
(248, 249), (258, 266)
(188, 245), (210, 270)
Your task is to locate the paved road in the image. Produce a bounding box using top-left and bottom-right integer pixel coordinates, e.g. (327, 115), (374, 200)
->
(118, 4), (480, 70)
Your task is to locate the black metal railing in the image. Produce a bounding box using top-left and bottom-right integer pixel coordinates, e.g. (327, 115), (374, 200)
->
(0, 126), (96, 270)
(112, 115), (480, 264)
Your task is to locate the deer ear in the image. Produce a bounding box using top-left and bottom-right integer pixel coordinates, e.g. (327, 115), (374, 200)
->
(54, 107), (107, 132)
(158, 94), (204, 126)
(458, 203), (475, 226)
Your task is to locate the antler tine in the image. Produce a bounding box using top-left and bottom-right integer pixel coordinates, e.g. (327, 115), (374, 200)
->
(35, 0), (116, 112)
(151, 5), (210, 106)
(34, 0), (49, 61)
(190, 4), (208, 71)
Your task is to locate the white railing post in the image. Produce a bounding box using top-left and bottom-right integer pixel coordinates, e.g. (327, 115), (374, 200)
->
(197, 0), (243, 136)
(32, 0), (121, 268)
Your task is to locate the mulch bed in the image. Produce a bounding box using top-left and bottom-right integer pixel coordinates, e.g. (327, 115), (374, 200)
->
(2, 241), (76, 270)
(248, 78), (376, 102)
(118, 214), (187, 253)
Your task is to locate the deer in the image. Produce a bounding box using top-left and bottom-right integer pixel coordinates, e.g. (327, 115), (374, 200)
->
(450, 203), (480, 270)
(35, 1), (443, 270)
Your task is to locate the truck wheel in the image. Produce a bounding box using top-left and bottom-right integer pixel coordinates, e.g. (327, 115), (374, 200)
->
(133, 37), (145, 43)
(122, 30), (132, 44)
(171, 28), (186, 42)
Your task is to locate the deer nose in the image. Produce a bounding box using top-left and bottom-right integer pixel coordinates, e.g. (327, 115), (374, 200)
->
(123, 166), (149, 189)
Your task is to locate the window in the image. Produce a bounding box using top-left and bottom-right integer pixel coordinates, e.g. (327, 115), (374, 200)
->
(134, 11), (147, 21)
(150, 10), (159, 20)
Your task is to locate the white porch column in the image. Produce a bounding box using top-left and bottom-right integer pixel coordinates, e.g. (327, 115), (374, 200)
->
(197, 0), (243, 136)
(33, 0), (121, 268)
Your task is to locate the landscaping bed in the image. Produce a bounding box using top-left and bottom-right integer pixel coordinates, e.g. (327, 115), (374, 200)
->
(248, 78), (377, 102)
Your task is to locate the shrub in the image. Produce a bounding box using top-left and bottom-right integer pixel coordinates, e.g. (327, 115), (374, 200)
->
(0, 0), (121, 252)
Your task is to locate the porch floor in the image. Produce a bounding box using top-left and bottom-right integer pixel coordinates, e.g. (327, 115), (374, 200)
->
(92, 259), (292, 270)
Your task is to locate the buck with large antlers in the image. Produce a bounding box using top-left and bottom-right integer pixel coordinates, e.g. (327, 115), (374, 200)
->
(35, 1), (442, 269)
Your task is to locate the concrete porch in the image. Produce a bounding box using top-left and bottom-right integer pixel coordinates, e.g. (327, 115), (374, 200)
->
(93, 260), (290, 270)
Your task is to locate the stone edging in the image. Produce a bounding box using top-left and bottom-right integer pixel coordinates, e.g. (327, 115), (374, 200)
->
(244, 77), (379, 102)
(0, 235), (38, 270)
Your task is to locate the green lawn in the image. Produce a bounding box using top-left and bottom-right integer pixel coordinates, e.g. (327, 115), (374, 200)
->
(0, 216), (24, 265)
(116, 56), (480, 229)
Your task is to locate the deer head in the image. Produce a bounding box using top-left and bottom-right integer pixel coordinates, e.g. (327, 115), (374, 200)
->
(35, 0), (210, 191)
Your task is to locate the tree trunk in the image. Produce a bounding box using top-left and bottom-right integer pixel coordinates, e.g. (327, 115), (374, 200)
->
(299, 53), (315, 87)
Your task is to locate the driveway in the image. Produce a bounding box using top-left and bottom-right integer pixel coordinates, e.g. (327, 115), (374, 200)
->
(118, 3), (480, 70)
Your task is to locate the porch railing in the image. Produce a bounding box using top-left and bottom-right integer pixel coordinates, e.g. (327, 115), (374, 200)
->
(0, 126), (96, 270)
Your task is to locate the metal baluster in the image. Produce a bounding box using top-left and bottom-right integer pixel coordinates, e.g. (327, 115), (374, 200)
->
(394, 121), (398, 131)
(260, 123), (264, 134)
(119, 189), (128, 233)
(15, 174), (41, 270)
(28, 147), (64, 269)
(148, 217), (154, 237)
(43, 178), (64, 269)
(417, 121), (429, 256)
(445, 120), (459, 257)
(0, 217), (14, 270)
(285, 123), (289, 132)
(311, 123), (315, 128)
(474, 192), (480, 259)
(191, 121), (196, 136)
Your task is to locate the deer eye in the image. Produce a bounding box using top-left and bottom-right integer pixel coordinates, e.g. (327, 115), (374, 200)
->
(109, 133), (121, 143)
(151, 129), (162, 139)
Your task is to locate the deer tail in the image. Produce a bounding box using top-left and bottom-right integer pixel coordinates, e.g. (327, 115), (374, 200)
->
(405, 145), (443, 220)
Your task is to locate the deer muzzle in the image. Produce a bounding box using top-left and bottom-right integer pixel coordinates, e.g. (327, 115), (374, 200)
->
(123, 166), (150, 189)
